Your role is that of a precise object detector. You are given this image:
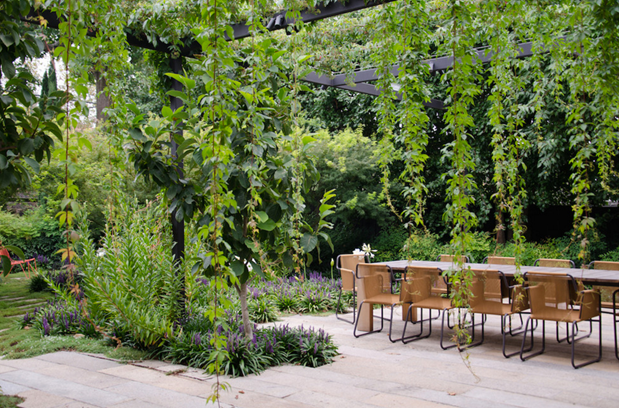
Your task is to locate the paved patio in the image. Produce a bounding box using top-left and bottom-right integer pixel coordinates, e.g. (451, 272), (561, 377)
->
(1, 311), (618, 408)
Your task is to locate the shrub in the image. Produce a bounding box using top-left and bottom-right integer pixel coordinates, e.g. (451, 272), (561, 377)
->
(400, 230), (443, 261)
(248, 298), (278, 323)
(23, 299), (99, 338)
(372, 224), (408, 262)
(0, 208), (63, 261)
(28, 275), (49, 292)
(162, 311), (338, 377)
(75, 197), (185, 349)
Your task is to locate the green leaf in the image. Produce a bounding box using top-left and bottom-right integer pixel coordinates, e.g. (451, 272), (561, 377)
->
(1, 59), (15, 79)
(255, 211), (268, 222)
(1, 256), (11, 277)
(302, 136), (316, 146)
(129, 128), (146, 141)
(239, 90), (253, 104)
(4, 245), (24, 260)
(300, 233), (318, 253)
(23, 157), (40, 173)
(0, 155), (7, 170)
(161, 106), (173, 118)
(165, 73), (196, 90)
(274, 168), (286, 180)
(230, 260), (245, 277)
(257, 219), (276, 231)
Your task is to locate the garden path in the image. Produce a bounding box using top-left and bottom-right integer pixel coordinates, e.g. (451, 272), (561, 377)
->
(1, 311), (619, 407)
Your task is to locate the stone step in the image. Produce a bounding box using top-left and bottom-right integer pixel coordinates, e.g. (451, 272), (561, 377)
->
(0, 296), (26, 301)
(15, 302), (46, 310)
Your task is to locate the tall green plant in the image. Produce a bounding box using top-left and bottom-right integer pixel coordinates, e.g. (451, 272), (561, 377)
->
(76, 197), (181, 348)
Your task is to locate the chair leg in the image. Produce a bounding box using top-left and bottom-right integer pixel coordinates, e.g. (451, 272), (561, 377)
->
(572, 317), (602, 369)
(508, 313), (524, 335)
(353, 302), (384, 338)
(440, 309), (463, 350)
(336, 288), (354, 324)
(459, 313), (484, 350)
(402, 307), (432, 344)
(521, 319), (546, 361)
(614, 290), (619, 361)
(502, 314), (531, 358)
(388, 304), (407, 343)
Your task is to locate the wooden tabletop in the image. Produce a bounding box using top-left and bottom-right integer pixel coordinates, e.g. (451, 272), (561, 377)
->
(376, 260), (619, 287)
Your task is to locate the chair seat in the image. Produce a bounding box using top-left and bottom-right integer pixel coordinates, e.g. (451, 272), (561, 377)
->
(413, 296), (451, 310)
(365, 293), (401, 306)
(471, 300), (512, 316)
(531, 306), (581, 323)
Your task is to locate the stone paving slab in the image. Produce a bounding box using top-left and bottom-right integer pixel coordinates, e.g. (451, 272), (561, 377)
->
(104, 381), (224, 408)
(35, 364), (128, 390)
(0, 370), (131, 407)
(37, 351), (120, 371)
(108, 400), (167, 408)
(14, 390), (76, 408)
(0, 378), (31, 394)
(99, 365), (209, 396)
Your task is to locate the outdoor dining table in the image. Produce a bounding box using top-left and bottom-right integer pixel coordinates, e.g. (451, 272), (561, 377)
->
(353, 259), (619, 333)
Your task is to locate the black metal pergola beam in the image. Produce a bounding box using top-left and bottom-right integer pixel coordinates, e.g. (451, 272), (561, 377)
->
(27, 0), (396, 57)
(302, 40), (541, 108)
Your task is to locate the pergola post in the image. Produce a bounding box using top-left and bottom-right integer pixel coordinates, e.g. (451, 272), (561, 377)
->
(169, 56), (186, 312)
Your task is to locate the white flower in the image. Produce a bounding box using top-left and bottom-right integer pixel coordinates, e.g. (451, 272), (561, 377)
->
(361, 243), (376, 258)
(96, 249), (106, 257)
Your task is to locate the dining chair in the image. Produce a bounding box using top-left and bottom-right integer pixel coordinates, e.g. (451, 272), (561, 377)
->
(436, 254), (470, 263)
(399, 266), (456, 347)
(466, 269), (529, 357)
(352, 263), (403, 342)
(534, 258), (575, 268)
(335, 253), (366, 324)
(483, 256), (516, 265)
(587, 260), (619, 360)
(520, 271), (601, 369)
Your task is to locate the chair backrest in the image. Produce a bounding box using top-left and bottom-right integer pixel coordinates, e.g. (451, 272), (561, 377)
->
(470, 269), (506, 302)
(401, 266), (447, 301)
(484, 256), (515, 265)
(524, 271), (577, 315)
(589, 261), (619, 271)
(356, 263), (392, 293)
(534, 258), (575, 268)
(437, 254), (469, 263)
(361, 274), (387, 300)
(337, 254), (365, 272)
(340, 268), (355, 291)
(401, 275), (433, 304)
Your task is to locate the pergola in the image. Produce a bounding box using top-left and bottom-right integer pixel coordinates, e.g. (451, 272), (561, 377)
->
(25, 0), (548, 277)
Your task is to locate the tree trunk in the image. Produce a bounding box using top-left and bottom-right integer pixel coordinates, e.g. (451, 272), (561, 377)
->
(95, 70), (112, 122)
(496, 211), (506, 244)
(237, 281), (253, 340)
